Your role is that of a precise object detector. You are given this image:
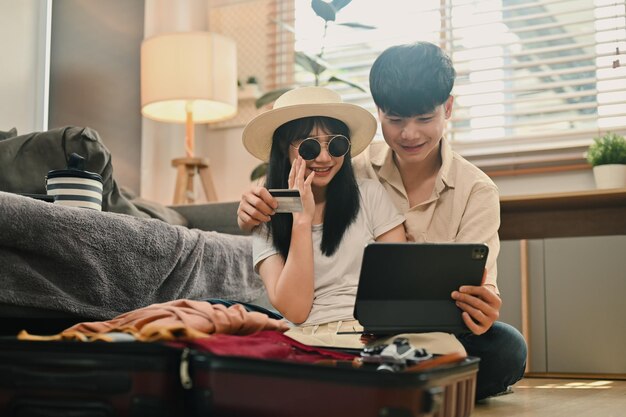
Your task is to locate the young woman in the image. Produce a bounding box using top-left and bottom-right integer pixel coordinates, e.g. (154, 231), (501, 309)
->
(241, 86), (406, 346)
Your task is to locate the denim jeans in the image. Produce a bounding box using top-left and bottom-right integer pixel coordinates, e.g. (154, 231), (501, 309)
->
(204, 298), (283, 320)
(456, 321), (527, 401)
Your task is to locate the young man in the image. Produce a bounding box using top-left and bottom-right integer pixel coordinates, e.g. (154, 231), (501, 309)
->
(237, 42), (527, 401)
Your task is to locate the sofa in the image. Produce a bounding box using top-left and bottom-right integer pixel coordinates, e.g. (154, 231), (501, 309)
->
(0, 126), (270, 336)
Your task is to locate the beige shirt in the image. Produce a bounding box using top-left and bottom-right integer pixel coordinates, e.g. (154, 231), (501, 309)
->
(352, 138), (500, 291)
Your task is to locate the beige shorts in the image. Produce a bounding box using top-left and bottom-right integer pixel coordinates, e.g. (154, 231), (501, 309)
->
(285, 320), (466, 355)
(285, 320), (365, 349)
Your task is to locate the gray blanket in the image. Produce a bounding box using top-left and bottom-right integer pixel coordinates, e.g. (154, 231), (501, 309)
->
(0, 192), (265, 319)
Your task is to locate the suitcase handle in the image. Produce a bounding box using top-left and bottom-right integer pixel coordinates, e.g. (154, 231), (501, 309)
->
(0, 365), (131, 393)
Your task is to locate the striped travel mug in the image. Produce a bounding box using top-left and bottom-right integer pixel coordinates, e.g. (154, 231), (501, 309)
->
(46, 153), (103, 210)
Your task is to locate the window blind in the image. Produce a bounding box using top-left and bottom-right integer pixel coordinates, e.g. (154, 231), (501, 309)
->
(270, 0), (626, 171)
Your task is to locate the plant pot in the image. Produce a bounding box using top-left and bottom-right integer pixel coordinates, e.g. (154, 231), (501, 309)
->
(592, 164), (626, 189)
(238, 84), (261, 100)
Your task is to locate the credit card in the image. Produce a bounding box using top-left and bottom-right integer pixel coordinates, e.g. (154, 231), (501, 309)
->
(269, 189), (303, 213)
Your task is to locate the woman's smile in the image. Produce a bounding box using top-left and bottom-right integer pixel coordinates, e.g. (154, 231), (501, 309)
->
(308, 166), (333, 177)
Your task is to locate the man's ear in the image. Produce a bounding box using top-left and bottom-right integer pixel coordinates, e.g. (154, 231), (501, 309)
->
(444, 96), (454, 119)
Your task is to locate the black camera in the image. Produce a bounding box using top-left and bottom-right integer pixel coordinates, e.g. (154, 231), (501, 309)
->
(361, 337), (433, 372)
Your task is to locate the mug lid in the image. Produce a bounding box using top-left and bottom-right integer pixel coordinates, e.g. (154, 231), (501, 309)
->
(46, 169), (103, 182)
(46, 153), (102, 182)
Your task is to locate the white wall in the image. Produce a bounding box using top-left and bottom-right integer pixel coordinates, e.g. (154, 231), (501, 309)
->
(0, 0), (50, 133)
(199, 125), (263, 201)
(49, 0), (144, 193)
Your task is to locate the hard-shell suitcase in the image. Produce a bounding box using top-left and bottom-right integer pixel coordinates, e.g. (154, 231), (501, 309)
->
(0, 337), (478, 417)
(0, 338), (189, 417)
(187, 347), (478, 417)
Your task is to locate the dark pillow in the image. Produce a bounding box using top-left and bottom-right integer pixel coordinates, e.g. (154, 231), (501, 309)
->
(0, 127), (17, 140)
(0, 126), (150, 219)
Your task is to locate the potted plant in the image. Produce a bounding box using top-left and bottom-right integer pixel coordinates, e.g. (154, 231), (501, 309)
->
(239, 76), (261, 100)
(586, 132), (626, 189)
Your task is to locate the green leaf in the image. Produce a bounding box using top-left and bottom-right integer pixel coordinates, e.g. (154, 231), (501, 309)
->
(327, 75), (368, 92)
(338, 22), (376, 30)
(295, 51), (327, 76)
(250, 163), (268, 182)
(311, 0), (336, 22)
(331, 0), (352, 12)
(255, 88), (292, 109)
(586, 132), (626, 166)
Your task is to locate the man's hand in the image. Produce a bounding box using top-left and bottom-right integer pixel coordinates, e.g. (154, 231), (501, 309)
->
(451, 285), (501, 335)
(237, 186), (277, 232)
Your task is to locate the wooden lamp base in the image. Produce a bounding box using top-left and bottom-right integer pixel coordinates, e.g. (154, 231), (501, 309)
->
(172, 157), (217, 204)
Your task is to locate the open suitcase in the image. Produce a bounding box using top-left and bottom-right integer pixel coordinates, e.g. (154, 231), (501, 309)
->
(0, 336), (478, 417)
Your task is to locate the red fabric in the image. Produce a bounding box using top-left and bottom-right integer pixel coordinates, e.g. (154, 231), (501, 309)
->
(170, 330), (357, 363)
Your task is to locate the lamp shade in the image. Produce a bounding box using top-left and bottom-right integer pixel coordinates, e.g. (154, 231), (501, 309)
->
(141, 31), (237, 124)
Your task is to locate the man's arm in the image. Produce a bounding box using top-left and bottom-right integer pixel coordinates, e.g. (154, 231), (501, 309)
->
(375, 223), (407, 242)
(237, 186), (277, 232)
(452, 183), (502, 335)
(455, 183), (501, 290)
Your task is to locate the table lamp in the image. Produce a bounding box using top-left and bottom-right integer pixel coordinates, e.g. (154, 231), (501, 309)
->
(141, 31), (237, 204)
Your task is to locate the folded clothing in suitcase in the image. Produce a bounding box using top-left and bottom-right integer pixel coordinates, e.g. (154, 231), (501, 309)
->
(0, 332), (478, 417)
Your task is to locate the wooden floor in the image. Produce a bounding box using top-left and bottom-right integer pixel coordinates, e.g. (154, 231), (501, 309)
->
(473, 377), (626, 417)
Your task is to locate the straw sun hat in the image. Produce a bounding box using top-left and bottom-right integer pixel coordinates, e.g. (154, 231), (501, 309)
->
(242, 86), (377, 162)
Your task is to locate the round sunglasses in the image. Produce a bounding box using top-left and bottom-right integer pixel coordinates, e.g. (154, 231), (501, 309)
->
(290, 134), (351, 160)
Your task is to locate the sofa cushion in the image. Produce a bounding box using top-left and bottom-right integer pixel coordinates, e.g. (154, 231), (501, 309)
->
(171, 202), (245, 234)
(0, 127), (18, 140)
(0, 126), (150, 219)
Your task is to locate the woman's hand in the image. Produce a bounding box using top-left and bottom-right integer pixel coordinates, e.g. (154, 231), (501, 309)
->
(288, 156), (315, 224)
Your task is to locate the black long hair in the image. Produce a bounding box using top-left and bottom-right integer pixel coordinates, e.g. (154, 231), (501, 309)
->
(263, 116), (360, 259)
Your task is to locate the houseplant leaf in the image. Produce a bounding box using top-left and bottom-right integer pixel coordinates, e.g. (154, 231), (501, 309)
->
(311, 0), (336, 22)
(250, 162), (268, 182)
(338, 22), (376, 30)
(255, 87), (292, 109)
(586, 132), (626, 166)
(295, 51), (328, 76)
(327, 75), (368, 92)
(331, 0), (352, 12)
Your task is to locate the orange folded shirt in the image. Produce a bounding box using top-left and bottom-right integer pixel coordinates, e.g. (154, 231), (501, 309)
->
(18, 299), (289, 342)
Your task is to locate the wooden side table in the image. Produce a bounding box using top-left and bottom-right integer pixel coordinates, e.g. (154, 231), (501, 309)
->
(172, 157), (218, 204)
(499, 188), (626, 240)
(498, 188), (626, 377)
